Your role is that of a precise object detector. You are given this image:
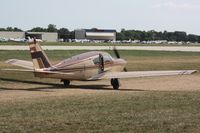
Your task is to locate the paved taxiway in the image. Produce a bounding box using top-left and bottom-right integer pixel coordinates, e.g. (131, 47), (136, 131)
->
(1, 45), (200, 52)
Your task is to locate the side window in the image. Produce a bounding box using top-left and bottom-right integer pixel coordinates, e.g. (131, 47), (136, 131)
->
(93, 57), (100, 65)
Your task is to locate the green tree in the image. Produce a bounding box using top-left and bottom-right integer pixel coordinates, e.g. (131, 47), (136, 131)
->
(58, 28), (70, 40)
(0, 27), (23, 32)
(116, 32), (124, 40)
(174, 31), (187, 42)
(28, 27), (47, 32)
(69, 31), (75, 39)
(47, 24), (57, 32)
(6, 27), (13, 31)
(116, 30), (191, 42)
(0, 28), (6, 31)
(13, 27), (23, 32)
(188, 34), (198, 42)
(198, 36), (200, 43)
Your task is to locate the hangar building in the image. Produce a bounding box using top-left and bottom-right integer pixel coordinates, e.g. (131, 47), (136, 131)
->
(0, 31), (58, 42)
(0, 31), (25, 39)
(75, 29), (116, 41)
(25, 32), (58, 42)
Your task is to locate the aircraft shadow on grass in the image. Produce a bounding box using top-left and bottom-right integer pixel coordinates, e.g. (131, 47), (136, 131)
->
(0, 77), (145, 92)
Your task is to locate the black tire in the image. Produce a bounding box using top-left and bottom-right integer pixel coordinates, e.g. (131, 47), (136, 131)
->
(63, 80), (70, 88)
(111, 78), (120, 90)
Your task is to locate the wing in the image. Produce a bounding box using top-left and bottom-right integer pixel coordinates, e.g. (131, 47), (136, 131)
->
(90, 70), (197, 80)
(6, 59), (33, 69)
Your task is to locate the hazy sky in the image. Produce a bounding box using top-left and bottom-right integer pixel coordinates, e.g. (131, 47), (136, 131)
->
(0, 0), (200, 35)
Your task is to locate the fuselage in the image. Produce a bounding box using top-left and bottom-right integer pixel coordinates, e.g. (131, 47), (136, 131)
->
(35, 51), (127, 80)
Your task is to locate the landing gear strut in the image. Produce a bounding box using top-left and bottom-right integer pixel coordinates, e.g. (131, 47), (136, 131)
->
(61, 79), (70, 88)
(111, 78), (120, 90)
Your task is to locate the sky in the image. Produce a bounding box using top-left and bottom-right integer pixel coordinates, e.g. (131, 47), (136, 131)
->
(0, 0), (200, 35)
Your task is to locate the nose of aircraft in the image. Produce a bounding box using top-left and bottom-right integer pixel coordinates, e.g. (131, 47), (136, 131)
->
(114, 58), (127, 66)
(118, 58), (127, 64)
(114, 58), (127, 71)
(122, 59), (127, 64)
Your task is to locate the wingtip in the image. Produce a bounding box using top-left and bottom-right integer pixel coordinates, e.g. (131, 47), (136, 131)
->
(5, 59), (16, 64)
(191, 70), (198, 74)
(185, 70), (198, 74)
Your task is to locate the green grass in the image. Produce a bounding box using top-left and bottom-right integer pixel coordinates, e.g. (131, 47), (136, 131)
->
(1, 50), (200, 61)
(1, 50), (200, 71)
(0, 92), (200, 132)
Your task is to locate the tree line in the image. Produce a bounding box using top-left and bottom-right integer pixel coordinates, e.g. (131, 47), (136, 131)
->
(117, 29), (200, 43)
(0, 24), (200, 42)
(28, 24), (75, 40)
(0, 27), (23, 32)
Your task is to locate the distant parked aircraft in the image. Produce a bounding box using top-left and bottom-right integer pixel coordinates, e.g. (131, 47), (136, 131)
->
(27, 37), (43, 42)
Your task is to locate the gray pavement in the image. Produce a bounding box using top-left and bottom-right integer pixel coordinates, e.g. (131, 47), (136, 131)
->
(1, 45), (200, 52)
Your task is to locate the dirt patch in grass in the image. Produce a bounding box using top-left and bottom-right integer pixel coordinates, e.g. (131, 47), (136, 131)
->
(0, 74), (200, 102)
(122, 74), (200, 91)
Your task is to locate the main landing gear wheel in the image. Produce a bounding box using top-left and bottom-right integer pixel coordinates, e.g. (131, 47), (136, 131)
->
(61, 80), (70, 88)
(111, 78), (120, 90)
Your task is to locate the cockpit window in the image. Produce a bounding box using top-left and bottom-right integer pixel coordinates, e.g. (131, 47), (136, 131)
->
(104, 55), (113, 63)
(92, 54), (113, 65)
(93, 57), (100, 65)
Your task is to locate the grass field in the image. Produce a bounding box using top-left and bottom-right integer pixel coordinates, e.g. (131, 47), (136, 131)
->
(1, 50), (200, 132)
(1, 91), (200, 132)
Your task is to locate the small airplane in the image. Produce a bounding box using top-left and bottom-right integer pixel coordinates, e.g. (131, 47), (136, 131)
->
(4, 39), (197, 89)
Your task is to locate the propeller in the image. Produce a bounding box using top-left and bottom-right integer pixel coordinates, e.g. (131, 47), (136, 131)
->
(113, 46), (121, 58)
(113, 46), (128, 72)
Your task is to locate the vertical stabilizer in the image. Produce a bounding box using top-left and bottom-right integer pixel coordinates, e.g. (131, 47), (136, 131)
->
(28, 39), (51, 69)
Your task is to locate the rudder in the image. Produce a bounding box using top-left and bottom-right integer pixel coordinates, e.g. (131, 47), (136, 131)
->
(28, 39), (52, 69)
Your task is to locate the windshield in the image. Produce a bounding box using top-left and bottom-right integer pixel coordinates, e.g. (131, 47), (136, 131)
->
(92, 53), (113, 65)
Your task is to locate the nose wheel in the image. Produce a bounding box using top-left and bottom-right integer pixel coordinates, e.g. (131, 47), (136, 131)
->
(61, 80), (70, 88)
(111, 78), (120, 90)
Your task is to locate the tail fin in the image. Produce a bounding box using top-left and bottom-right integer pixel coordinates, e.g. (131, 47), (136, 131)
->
(28, 39), (52, 69)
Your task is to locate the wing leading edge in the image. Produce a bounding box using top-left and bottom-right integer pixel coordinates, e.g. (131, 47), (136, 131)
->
(90, 70), (197, 80)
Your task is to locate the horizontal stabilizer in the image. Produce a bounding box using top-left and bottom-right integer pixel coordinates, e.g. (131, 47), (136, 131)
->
(1, 68), (74, 75)
(1, 68), (33, 72)
(6, 59), (33, 69)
